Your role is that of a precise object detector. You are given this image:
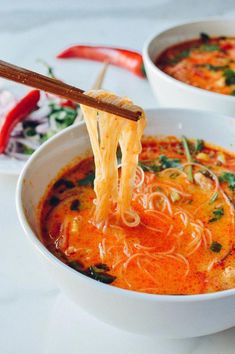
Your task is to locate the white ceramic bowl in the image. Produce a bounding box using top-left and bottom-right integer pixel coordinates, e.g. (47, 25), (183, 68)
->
(143, 19), (235, 116)
(16, 108), (235, 338)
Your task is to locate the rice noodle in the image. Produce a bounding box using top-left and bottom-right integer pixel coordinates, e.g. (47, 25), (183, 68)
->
(80, 90), (146, 229)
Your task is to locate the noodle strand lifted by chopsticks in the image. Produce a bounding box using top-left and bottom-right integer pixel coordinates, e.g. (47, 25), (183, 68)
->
(81, 90), (146, 230)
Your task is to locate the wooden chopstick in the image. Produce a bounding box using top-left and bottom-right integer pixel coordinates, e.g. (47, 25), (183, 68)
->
(74, 62), (109, 124)
(92, 62), (109, 90)
(0, 60), (141, 121)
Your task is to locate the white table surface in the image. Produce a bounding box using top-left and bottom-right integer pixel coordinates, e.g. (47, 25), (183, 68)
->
(1, 1), (235, 353)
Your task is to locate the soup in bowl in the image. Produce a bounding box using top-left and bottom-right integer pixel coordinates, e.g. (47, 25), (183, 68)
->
(16, 107), (235, 338)
(143, 19), (235, 115)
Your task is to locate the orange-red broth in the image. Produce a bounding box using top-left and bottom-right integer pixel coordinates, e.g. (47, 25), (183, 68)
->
(40, 136), (235, 295)
(156, 35), (235, 96)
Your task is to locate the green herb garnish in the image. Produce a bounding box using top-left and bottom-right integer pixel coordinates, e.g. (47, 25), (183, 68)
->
(40, 131), (55, 143)
(94, 263), (110, 271)
(70, 199), (80, 211)
(25, 127), (36, 137)
(200, 44), (220, 52)
(48, 103), (77, 129)
(78, 172), (95, 187)
(169, 172), (180, 179)
(210, 241), (222, 253)
(169, 49), (190, 64)
(209, 207), (224, 223)
(171, 190), (180, 202)
(139, 156), (180, 173)
(231, 90), (235, 96)
(205, 64), (228, 71)
(182, 136), (193, 182)
(49, 195), (60, 206)
(159, 155), (181, 169)
(54, 178), (75, 189)
(209, 192), (218, 204)
(195, 139), (204, 152)
(200, 32), (210, 42)
(223, 69), (235, 85)
(68, 261), (116, 284)
(138, 161), (161, 173)
(87, 266), (116, 284)
(68, 261), (85, 273)
(200, 169), (213, 180)
(38, 59), (56, 79)
(219, 172), (235, 191)
(22, 146), (35, 155)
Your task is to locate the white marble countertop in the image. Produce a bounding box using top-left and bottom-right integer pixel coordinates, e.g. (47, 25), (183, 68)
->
(1, 1), (235, 353)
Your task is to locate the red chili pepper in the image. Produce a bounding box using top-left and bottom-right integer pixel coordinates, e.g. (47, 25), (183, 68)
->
(57, 45), (146, 78)
(220, 43), (233, 51)
(0, 89), (40, 153)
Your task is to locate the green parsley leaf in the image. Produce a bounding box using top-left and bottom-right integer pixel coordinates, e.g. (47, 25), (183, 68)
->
(22, 146), (35, 155)
(219, 172), (235, 191)
(78, 172), (95, 187)
(209, 192), (218, 204)
(200, 44), (220, 52)
(87, 266), (116, 284)
(200, 32), (210, 42)
(196, 64), (228, 72)
(209, 207), (224, 223)
(70, 199), (80, 211)
(48, 195), (60, 206)
(159, 155), (181, 169)
(53, 178), (75, 189)
(38, 59), (56, 79)
(182, 136), (193, 182)
(138, 161), (161, 173)
(195, 139), (204, 152)
(169, 49), (190, 64)
(210, 241), (222, 253)
(223, 69), (235, 85)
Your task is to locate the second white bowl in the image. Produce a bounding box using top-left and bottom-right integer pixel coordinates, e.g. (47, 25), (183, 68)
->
(143, 19), (235, 116)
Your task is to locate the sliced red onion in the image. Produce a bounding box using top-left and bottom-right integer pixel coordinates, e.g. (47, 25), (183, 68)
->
(11, 124), (24, 137)
(6, 151), (30, 160)
(27, 104), (51, 120)
(12, 137), (40, 150)
(35, 122), (50, 134)
(5, 138), (18, 154)
(49, 115), (58, 132)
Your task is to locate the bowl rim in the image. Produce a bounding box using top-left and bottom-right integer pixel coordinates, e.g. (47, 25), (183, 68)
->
(16, 107), (235, 303)
(143, 17), (235, 102)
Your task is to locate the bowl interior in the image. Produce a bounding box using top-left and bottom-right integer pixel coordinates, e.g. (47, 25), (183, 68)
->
(147, 19), (235, 64)
(20, 123), (91, 237)
(19, 107), (235, 243)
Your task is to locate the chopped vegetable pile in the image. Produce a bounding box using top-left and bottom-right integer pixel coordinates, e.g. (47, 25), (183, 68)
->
(0, 91), (81, 160)
(0, 63), (82, 160)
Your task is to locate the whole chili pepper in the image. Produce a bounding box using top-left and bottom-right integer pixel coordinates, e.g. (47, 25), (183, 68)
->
(0, 89), (40, 153)
(57, 45), (146, 78)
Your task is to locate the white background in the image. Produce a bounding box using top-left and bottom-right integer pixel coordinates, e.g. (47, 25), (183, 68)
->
(1, 1), (235, 353)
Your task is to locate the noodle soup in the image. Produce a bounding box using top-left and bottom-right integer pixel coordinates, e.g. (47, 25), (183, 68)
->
(40, 135), (235, 295)
(156, 33), (235, 96)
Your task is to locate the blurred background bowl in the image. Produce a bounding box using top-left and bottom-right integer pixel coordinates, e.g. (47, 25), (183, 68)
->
(143, 19), (235, 116)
